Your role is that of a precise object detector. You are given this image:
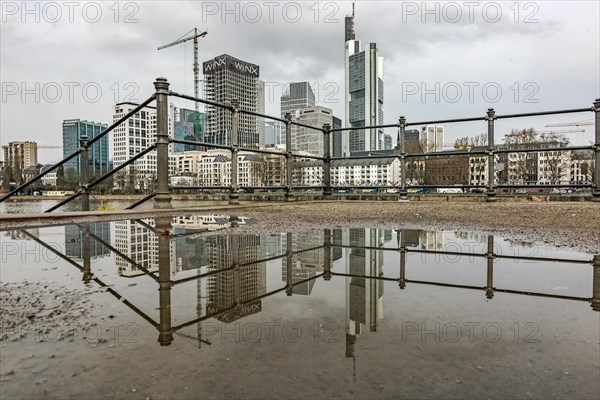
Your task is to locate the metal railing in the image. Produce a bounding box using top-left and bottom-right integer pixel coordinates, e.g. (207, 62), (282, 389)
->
(2, 78), (599, 212)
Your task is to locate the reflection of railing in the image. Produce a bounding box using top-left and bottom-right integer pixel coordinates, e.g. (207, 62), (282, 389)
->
(11, 223), (600, 347)
(2, 78), (598, 212)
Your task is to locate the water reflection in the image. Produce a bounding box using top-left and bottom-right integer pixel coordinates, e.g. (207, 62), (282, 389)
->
(7, 219), (600, 351)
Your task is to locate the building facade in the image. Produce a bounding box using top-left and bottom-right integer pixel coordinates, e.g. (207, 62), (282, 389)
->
(62, 119), (109, 174)
(173, 107), (205, 153)
(281, 82), (316, 150)
(203, 54), (264, 146)
(420, 125), (445, 153)
(2, 141), (38, 182)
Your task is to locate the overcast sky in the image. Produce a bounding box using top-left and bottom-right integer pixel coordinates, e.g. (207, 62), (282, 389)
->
(1, 0), (598, 163)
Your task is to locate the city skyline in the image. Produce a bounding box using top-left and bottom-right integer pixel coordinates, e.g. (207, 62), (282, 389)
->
(1, 2), (599, 163)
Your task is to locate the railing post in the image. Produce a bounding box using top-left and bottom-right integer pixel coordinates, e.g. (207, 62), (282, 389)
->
(323, 123), (332, 199)
(229, 99), (240, 205)
(79, 135), (90, 211)
(592, 99), (600, 201)
(285, 113), (294, 202)
(486, 108), (497, 201)
(153, 77), (172, 209)
(398, 116), (408, 201)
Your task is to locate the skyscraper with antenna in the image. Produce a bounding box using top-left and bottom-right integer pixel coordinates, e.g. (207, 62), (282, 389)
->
(344, 3), (385, 156)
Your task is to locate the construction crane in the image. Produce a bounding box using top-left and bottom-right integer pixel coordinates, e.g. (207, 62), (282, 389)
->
(37, 145), (62, 149)
(545, 120), (593, 127)
(158, 28), (208, 149)
(535, 129), (585, 134)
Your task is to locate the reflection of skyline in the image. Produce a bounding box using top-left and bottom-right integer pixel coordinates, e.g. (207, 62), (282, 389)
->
(281, 230), (343, 296)
(113, 219), (176, 277)
(11, 222), (597, 351)
(345, 228), (385, 352)
(65, 222), (110, 261)
(206, 234), (267, 323)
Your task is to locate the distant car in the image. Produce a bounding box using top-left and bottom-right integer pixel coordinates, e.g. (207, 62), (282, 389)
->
(408, 188), (430, 194)
(438, 188), (463, 194)
(470, 188), (485, 193)
(515, 189), (526, 194)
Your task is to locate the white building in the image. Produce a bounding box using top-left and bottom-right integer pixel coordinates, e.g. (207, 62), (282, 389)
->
(293, 157), (401, 187)
(420, 125), (445, 153)
(111, 102), (176, 189)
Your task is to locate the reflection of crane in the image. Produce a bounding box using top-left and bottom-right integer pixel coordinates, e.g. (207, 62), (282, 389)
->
(158, 28), (208, 145)
(545, 120), (593, 127)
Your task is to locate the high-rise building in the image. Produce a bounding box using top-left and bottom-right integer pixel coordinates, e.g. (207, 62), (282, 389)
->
(344, 6), (384, 156)
(281, 82), (316, 150)
(203, 54), (264, 146)
(332, 116), (343, 158)
(173, 107), (205, 153)
(295, 106), (340, 157)
(62, 119), (109, 174)
(420, 125), (445, 152)
(2, 141), (38, 173)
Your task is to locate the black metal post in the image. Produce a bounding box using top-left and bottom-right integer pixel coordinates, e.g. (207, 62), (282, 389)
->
(79, 135), (90, 211)
(154, 78), (172, 209)
(285, 113), (294, 202)
(399, 116), (408, 201)
(486, 235), (494, 299)
(593, 99), (600, 201)
(229, 99), (240, 205)
(323, 124), (332, 199)
(486, 108), (497, 201)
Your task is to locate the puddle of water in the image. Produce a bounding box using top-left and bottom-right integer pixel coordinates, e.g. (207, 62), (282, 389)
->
(0, 215), (598, 399)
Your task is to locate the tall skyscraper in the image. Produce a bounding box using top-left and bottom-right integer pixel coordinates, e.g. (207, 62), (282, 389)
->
(264, 120), (284, 147)
(62, 119), (109, 174)
(203, 54), (264, 146)
(280, 82), (316, 150)
(344, 6), (384, 156)
(420, 125), (445, 152)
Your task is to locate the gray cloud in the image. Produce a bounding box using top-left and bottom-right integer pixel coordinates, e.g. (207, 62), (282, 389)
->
(1, 1), (598, 163)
